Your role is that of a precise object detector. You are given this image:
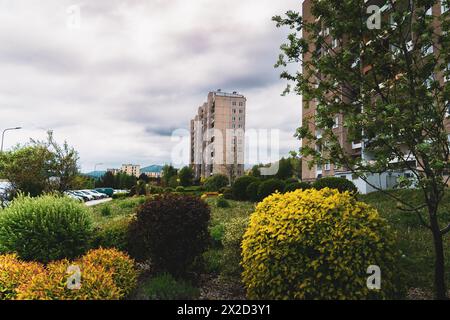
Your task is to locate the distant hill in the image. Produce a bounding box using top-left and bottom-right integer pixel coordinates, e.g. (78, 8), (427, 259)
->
(141, 165), (163, 173)
(84, 171), (106, 179)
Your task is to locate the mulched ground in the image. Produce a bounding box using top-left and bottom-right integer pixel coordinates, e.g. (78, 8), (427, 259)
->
(198, 274), (246, 300)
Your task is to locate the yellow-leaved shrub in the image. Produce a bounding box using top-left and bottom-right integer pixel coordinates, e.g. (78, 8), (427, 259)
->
(241, 188), (402, 300)
(0, 248), (138, 300)
(0, 254), (45, 300)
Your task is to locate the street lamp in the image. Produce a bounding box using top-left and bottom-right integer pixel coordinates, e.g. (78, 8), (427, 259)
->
(94, 163), (104, 172)
(1, 127), (22, 152)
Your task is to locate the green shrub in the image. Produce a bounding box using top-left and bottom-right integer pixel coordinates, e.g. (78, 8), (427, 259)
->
(164, 187), (174, 193)
(210, 224), (225, 247)
(220, 187), (233, 200)
(0, 194), (93, 263)
(175, 186), (185, 192)
(168, 176), (179, 188)
(313, 177), (358, 194)
(149, 186), (164, 194)
(92, 217), (132, 252)
(142, 273), (199, 300)
(285, 178), (299, 184)
(128, 194), (210, 276)
(232, 176), (259, 201)
(202, 249), (223, 274)
(216, 195), (231, 208)
(246, 181), (261, 202)
(257, 179), (285, 202)
(112, 192), (129, 200)
(241, 188), (401, 299)
(284, 181), (311, 193)
(100, 205), (112, 216)
(204, 174), (229, 192)
(222, 216), (249, 277)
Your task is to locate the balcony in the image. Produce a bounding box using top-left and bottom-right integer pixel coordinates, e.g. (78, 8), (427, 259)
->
(352, 141), (363, 149)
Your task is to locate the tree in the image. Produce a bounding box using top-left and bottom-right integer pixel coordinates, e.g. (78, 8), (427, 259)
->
(161, 164), (177, 187)
(274, 0), (450, 299)
(0, 145), (54, 197)
(39, 131), (80, 192)
(178, 166), (194, 187)
(276, 157), (294, 180)
(96, 171), (115, 188)
(249, 165), (262, 178)
(138, 173), (150, 184)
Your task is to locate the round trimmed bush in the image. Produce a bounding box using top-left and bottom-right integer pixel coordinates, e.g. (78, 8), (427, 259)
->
(80, 248), (138, 297)
(128, 194), (210, 276)
(216, 195), (230, 208)
(284, 181), (311, 193)
(256, 179), (285, 202)
(232, 176), (259, 201)
(220, 187), (233, 200)
(12, 248), (137, 300)
(0, 194), (94, 263)
(204, 174), (229, 192)
(246, 181), (261, 203)
(313, 177), (358, 194)
(164, 187), (174, 193)
(175, 186), (185, 192)
(241, 188), (401, 300)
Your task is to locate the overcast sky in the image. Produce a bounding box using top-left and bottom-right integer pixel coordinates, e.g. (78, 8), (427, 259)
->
(0, 0), (301, 172)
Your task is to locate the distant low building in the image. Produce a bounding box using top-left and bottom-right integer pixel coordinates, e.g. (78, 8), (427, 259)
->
(121, 164), (141, 177)
(107, 168), (121, 175)
(141, 165), (163, 178)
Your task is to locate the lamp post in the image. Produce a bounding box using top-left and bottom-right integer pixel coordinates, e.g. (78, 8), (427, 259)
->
(94, 163), (104, 172)
(1, 127), (22, 152)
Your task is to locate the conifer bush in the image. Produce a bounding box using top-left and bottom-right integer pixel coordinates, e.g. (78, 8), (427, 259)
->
(241, 188), (401, 300)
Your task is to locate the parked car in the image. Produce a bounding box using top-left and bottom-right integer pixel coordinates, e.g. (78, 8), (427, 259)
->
(64, 191), (84, 202)
(95, 188), (114, 197)
(88, 190), (108, 199)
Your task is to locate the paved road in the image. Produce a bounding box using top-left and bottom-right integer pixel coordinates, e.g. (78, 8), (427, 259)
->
(85, 198), (112, 207)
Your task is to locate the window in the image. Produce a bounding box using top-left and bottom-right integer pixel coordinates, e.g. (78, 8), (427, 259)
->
(233, 109), (236, 113)
(332, 38), (338, 48)
(239, 109), (243, 113)
(406, 40), (413, 52)
(442, 1), (449, 14)
(324, 27), (330, 36)
(390, 13), (397, 29)
(324, 163), (331, 171)
(239, 102), (244, 106)
(232, 101), (237, 106)
(333, 115), (339, 129)
(445, 63), (450, 82)
(426, 6), (433, 16)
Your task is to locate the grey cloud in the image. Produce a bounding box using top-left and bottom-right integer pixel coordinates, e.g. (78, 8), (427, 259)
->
(0, 0), (301, 172)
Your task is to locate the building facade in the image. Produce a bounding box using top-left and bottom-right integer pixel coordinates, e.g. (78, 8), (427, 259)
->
(301, 0), (450, 194)
(190, 90), (246, 181)
(120, 164), (141, 177)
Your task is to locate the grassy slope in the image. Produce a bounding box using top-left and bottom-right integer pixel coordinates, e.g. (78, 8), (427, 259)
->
(359, 189), (450, 292)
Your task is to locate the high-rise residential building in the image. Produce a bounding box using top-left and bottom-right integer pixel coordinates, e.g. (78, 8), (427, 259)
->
(120, 164), (141, 177)
(301, 0), (450, 193)
(190, 90), (246, 181)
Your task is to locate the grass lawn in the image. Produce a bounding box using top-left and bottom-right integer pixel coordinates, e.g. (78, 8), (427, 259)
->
(360, 189), (450, 295)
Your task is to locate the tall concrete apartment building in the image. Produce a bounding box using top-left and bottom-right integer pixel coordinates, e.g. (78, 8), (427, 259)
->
(190, 90), (246, 181)
(301, 0), (450, 193)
